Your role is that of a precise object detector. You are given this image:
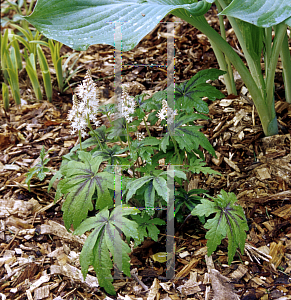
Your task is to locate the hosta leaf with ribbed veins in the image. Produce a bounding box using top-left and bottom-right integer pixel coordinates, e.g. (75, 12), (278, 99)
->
(220, 0), (291, 27)
(25, 0), (211, 51)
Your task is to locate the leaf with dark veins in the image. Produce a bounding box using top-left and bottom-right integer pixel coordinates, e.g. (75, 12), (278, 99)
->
(192, 190), (248, 264)
(59, 151), (114, 230)
(74, 206), (140, 295)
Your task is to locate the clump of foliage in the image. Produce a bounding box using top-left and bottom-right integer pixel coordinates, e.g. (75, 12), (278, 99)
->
(24, 69), (248, 295)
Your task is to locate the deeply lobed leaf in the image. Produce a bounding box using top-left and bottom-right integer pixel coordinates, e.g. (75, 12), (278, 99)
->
(59, 152), (114, 229)
(74, 205), (140, 295)
(191, 190), (248, 263)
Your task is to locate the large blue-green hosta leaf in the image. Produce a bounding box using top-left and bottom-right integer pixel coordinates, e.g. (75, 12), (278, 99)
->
(220, 0), (291, 27)
(25, 0), (211, 51)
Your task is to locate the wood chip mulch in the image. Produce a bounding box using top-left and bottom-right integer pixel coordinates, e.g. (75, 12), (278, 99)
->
(1, 7), (291, 300)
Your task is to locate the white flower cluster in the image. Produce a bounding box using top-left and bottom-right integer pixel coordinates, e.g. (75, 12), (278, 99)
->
(135, 131), (145, 141)
(116, 87), (136, 123)
(67, 70), (100, 138)
(156, 99), (178, 124)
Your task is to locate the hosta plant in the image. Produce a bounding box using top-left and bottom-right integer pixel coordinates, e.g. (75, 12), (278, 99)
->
(25, 0), (291, 136)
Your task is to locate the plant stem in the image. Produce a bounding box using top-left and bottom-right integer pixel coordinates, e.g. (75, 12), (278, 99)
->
(215, 1), (236, 95)
(143, 117), (151, 137)
(280, 32), (291, 103)
(210, 39), (235, 94)
(172, 10), (277, 136)
(87, 121), (104, 150)
(106, 112), (125, 147)
(126, 122), (132, 154)
(266, 24), (288, 110)
(170, 134), (182, 165)
(264, 27), (272, 79)
(78, 130), (82, 151)
(27, 0), (35, 15)
(217, 0), (265, 99)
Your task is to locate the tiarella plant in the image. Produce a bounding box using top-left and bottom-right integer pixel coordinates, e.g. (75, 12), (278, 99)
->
(25, 146), (52, 192)
(31, 69), (248, 295)
(25, 0), (291, 136)
(191, 190), (249, 264)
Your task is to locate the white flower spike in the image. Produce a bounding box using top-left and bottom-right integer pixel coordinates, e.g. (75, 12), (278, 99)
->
(156, 99), (177, 125)
(67, 70), (100, 137)
(116, 86), (136, 123)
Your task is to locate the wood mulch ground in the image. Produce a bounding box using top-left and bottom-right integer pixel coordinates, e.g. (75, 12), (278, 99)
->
(1, 6), (291, 300)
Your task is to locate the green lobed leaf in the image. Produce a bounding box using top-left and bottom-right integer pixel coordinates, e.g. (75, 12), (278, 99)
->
(78, 222), (106, 277)
(25, 0), (211, 51)
(153, 176), (168, 201)
(191, 199), (219, 217)
(104, 223), (132, 277)
(204, 213), (228, 256)
(109, 206), (140, 240)
(175, 69), (226, 113)
(160, 134), (170, 153)
(185, 69), (226, 88)
(60, 153), (114, 229)
(126, 176), (153, 201)
(74, 205), (140, 295)
(160, 169), (187, 180)
(144, 181), (155, 209)
(93, 231), (115, 294)
(187, 158), (221, 176)
(173, 126), (215, 156)
(96, 185), (113, 210)
(191, 191), (249, 264)
(131, 214), (165, 243)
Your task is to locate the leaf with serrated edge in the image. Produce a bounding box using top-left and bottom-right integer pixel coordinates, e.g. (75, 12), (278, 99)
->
(144, 181), (155, 208)
(160, 134), (170, 153)
(192, 199), (219, 217)
(187, 158), (221, 175)
(96, 185), (113, 210)
(186, 69), (226, 89)
(126, 176), (153, 201)
(105, 223), (132, 276)
(153, 176), (168, 201)
(176, 126), (215, 156)
(60, 153), (114, 230)
(160, 169), (187, 180)
(93, 230), (115, 294)
(192, 191), (248, 264)
(62, 178), (96, 230)
(74, 205), (140, 295)
(109, 206), (140, 240)
(204, 213), (227, 256)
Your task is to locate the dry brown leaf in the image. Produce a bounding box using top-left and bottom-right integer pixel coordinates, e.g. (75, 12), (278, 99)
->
(147, 278), (160, 300)
(210, 269), (239, 300)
